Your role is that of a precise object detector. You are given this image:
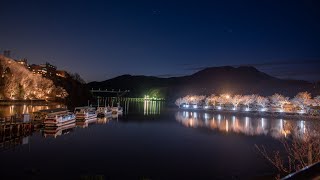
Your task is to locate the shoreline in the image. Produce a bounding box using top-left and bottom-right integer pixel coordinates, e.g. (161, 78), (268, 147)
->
(0, 100), (60, 105)
(177, 107), (320, 121)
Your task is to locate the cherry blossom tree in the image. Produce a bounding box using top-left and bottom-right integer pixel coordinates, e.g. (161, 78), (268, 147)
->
(189, 95), (206, 105)
(0, 55), (68, 100)
(313, 95), (320, 106)
(256, 95), (269, 110)
(216, 94), (231, 107)
(55, 86), (68, 99)
(182, 95), (191, 105)
(175, 98), (184, 107)
(291, 92), (313, 113)
(230, 95), (243, 109)
(270, 93), (290, 111)
(242, 95), (256, 109)
(205, 94), (219, 106)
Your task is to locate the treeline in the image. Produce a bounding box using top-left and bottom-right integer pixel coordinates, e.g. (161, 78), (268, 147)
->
(175, 92), (320, 115)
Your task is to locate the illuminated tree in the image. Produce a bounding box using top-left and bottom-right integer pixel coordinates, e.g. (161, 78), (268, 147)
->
(175, 97), (184, 107)
(256, 95), (269, 109)
(242, 95), (256, 109)
(181, 95), (191, 105)
(55, 86), (68, 99)
(313, 95), (320, 106)
(4, 79), (18, 99)
(205, 94), (219, 106)
(0, 55), (68, 100)
(270, 93), (290, 110)
(230, 95), (243, 109)
(216, 94), (231, 107)
(291, 92), (313, 113)
(190, 95), (206, 105)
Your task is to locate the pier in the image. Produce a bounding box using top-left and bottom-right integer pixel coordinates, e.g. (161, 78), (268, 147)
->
(90, 89), (130, 97)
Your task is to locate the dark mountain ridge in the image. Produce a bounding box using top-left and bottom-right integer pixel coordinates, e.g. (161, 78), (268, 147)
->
(88, 66), (318, 101)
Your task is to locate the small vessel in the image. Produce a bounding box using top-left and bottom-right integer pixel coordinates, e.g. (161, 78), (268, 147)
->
(74, 106), (97, 121)
(33, 108), (67, 122)
(44, 109), (76, 127)
(96, 100), (112, 117)
(97, 106), (112, 117)
(111, 103), (123, 114)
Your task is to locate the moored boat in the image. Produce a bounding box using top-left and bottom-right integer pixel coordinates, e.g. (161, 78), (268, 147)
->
(74, 106), (97, 120)
(44, 109), (76, 127)
(33, 108), (67, 122)
(96, 106), (112, 117)
(111, 103), (123, 114)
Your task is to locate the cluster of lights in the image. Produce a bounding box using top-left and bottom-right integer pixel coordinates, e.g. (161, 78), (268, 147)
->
(177, 92), (320, 116)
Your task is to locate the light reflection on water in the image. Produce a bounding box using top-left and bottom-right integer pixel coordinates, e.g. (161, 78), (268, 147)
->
(175, 111), (317, 139)
(0, 102), (65, 117)
(1, 101), (315, 179)
(143, 100), (163, 115)
(0, 99), (164, 151)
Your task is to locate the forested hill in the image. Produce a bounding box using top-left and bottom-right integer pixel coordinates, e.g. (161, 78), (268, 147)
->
(88, 66), (319, 101)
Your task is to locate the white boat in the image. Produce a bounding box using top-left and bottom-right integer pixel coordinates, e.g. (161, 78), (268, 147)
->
(33, 108), (67, 122)
(111, 103), (123, 114)
(74, 106), (97, 121)
(96, 106), (112, 117)
(44, 109), (76, 127)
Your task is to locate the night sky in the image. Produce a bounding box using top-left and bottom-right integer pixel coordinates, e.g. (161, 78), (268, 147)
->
(1, 0), (319, 82)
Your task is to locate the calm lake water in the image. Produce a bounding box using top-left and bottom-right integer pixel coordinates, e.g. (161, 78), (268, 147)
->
(0, 100), (318, 179)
